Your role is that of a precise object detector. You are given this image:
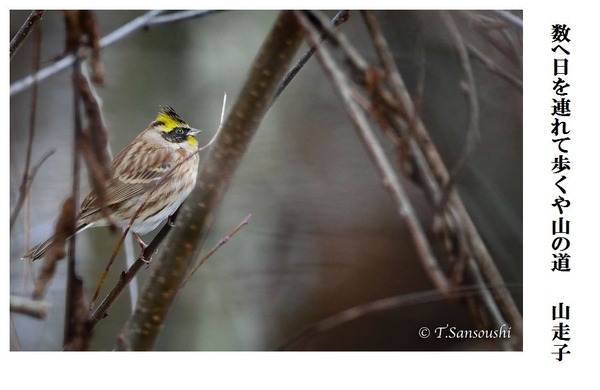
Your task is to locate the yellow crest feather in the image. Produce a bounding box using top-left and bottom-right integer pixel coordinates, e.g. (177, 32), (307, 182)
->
(155, 106), (188, 131)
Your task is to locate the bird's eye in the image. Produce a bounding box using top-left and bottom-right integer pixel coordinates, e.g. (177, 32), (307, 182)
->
(174, 128), (185, 135)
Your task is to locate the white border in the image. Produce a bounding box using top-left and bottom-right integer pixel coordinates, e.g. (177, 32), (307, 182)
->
(4, 2), (599, 388)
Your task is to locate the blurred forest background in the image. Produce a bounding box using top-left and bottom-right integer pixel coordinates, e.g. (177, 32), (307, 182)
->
(9, 10), (522, 351)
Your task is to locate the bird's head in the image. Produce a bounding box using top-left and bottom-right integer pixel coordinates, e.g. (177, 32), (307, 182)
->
(151, 106), (201, 147)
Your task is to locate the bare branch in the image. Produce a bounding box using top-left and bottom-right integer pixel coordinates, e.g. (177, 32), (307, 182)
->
(32, 198), (75, 299)
(9, 10), (44, 60)
(10, 10), (221, 96)
(10, 10), (163, 96)
(63, 56), (90, 351)
(87, 148), (201, 315)
(306, 10), (522, 349)
(297, 10), (451, 295)
(64, 11), (104, 83)
(181, 213), (252, 287)
(11, 17), (42, 242)
(467, 42), (523, 90)
(87, 208), (181, 327)
(437, 11), (480, 210)
(145, 10), (219, 26)
(279, 283), (521, 350)
(272, 10), (350, 103)
(360, 13), (522, 346)
(490, 10), (522, 30)
(116, 11), (304, 351)
(10, 295), (50, 319)
(88, 93), (227, 322)
(74, 72), (116, 229)
(10, 150), (54, 231)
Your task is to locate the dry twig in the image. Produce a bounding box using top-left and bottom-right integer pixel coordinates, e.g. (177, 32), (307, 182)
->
(31, 197), (75, 299)
(10, 10), (162, 96)
(62, 56), (90, 350)
(88, 94), (228, 324)
(10, 10), (219, 96)
(296, 10), (451, 295)
(272, 10), (350, 103)
(10, 10), (44, 60)
(298, 10), (522, 349)
(280, 283), (520, 350)
(116, 11), (304, 351)
(181, 213), (252, 287)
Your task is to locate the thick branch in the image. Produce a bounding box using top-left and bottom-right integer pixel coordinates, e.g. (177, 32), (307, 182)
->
(116, 11), (304, 351)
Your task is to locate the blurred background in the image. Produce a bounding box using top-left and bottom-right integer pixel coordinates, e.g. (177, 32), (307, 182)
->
(10, 10), (522, 351)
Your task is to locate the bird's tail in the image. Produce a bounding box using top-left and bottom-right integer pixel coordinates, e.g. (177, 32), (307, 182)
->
(22, 223), (88, 261)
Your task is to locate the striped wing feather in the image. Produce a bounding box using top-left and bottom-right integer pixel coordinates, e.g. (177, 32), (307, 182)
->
(79, 144), (175, 220)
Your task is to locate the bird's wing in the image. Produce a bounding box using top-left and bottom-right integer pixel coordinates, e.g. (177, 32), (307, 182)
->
(79, 146), (175, 218)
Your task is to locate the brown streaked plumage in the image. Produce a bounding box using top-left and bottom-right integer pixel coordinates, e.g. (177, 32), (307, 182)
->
(23, 106), (201, 261)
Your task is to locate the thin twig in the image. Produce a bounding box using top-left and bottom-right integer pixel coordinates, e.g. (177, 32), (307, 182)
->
(75, 73), (116, 229)
(359, 11), (442, 202)
(371, 11), (522, 349)
(11, 150), (55, 231)
(490, 10), (522, 30)
(87, 207), (181, 327)
(116, 95), (227, 256)
(145, 10), (219, 26)
(31, 197), (75, 299)
(122, 229), (138, 310)
(437, 11), (480, 212)
(181, 214), (252, 287)
(430, 14), (488, 329)
(198, 93), (227, 153)
(279, 283), (521, 350)
(10, 10), (163, 96)
(310, 10), (522, 349)
(87, 224), (127, 313)
(15, 21), (43, 303)
(11, 19), (42, 238)
(87, 146), (201, 314)
(467, 43), (522, 90)
(87, 94), (227, 323)
(116, 11), (304, 351)
(464, 258), (512, 350)
(10, 10), (44, 60)
(80, 63), (141, 311)
(272, 10), (350, 104)
(438, 12), (516, 345)
(465, 12), (522, 72)
(10, 10), (220, 96)
(296, 10), (451, 294)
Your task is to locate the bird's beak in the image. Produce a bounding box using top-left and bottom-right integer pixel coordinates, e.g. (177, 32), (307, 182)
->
(189, 128), (202, 136)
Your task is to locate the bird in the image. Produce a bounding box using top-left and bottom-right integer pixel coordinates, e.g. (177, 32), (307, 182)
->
(23, 106), (201, 261)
